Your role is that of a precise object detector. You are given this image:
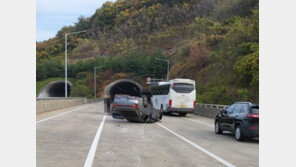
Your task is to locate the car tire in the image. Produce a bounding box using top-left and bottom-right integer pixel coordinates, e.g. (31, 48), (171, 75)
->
(215, 121), (222, 134)
(179, 113), (187, 117)
(142, 96), (148, 108)
(157, 106), (163, 121)
(235, 125), (244, 141)
(159, 112), (163, 121)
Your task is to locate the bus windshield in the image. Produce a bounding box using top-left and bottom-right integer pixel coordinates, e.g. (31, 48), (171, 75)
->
(172, 83), (194, 93)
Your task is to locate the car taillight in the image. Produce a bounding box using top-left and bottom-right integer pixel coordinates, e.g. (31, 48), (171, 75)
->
(248, 114), (259, 118)
(113, 104), (138, 108)
(250, 126), (258, 130)
(193, 101), (196, 108)
(169, 99), (172, 107)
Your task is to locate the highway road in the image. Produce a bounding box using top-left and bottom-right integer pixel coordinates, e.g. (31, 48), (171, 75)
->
(37, 101), (259, 167)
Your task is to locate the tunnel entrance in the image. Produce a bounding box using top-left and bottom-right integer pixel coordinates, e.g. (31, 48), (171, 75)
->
(109, 81), (141, 101)
(103, 79), (143, 114)
(37, 80), (72, 98)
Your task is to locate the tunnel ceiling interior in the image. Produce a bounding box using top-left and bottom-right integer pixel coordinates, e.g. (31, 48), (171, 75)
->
(48, 82), (71, 97)
(38, 81), (72, 98)
(108, 81), (142, 101)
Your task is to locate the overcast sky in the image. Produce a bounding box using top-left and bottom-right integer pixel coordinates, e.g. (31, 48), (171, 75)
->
(36, 0), (116, 42)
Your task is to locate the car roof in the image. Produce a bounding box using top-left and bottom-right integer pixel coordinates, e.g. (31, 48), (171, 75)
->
(234, 102), (259, 107)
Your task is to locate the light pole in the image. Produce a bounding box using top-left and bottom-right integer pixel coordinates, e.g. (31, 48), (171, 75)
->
(155, 58), (170, 81)
(94, 66), (104, 98)
(64, 30), (87, 98)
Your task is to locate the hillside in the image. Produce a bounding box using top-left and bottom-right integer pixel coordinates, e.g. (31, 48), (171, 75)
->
(36, 0), (259, 104)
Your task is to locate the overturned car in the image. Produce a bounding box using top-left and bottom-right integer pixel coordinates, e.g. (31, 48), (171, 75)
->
(111, 94), (163, 123)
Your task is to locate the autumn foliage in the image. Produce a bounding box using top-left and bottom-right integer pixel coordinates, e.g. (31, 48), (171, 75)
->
(36, 0), (259, 104)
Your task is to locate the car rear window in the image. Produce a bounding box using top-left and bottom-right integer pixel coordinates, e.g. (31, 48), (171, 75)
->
(251, 106), (259, 114)
(172, 83), (194, 93)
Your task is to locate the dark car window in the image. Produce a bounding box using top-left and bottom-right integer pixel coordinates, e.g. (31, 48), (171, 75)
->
(226, 105), (235, 114)
(172, 83), (194, 93)
(233, 104), (242, 114)
(251, 106), (259, 114)
(240, 104), (248, 113)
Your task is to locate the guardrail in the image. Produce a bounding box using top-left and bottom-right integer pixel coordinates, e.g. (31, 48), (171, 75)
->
(36, 97), (102, 114)
(196, 103), (228, 109)
(194, 103), (229, 118)
(36, 97), (103, 100)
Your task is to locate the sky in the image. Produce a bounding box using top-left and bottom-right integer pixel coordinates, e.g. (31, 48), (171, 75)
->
(36, 0), (116, 42)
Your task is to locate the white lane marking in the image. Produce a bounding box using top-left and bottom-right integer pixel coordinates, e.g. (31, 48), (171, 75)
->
(186, 118), (214, 128)
(36, 104), (91, 124)
(84, 115), (107, 167)
(157, 123), (235, 167)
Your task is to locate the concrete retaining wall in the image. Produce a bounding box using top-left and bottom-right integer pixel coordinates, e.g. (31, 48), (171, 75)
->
(36, 97), (102, 114)
(194, 103), (228, 118)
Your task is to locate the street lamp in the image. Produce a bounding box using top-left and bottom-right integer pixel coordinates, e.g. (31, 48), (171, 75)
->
(64, 30), (87, 98)
(94, 66), (104, 98)
(154, 58), (170, 81)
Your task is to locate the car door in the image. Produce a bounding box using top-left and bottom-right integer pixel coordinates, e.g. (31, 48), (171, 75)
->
(220, 104), (235, 130)
(227, 104), (242, 131)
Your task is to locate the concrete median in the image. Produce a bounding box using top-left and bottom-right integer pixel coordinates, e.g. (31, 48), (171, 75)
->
(36, 97), (102, 114)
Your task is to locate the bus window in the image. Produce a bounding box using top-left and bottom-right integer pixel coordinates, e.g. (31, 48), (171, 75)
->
(151, 84), (170, 95)
(161, 85), (170, 95)
(172, 83), (194, 93)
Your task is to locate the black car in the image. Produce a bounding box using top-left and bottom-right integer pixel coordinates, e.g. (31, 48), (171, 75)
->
(214, 102), (259, 141)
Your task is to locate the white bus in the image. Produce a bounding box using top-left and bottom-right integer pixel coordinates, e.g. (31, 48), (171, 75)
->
(150, 78), (196, 116)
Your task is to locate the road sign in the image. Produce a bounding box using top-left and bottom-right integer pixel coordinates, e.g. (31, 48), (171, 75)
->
(146, 77), (151, 82)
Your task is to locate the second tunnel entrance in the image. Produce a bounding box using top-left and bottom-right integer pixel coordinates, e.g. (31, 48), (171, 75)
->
(103, 79), (143, 113)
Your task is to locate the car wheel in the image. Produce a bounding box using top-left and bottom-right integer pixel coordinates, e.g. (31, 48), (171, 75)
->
(157, 106), (163, 121)
(215, 122), (222, 134)
(142, 96), (148, 108)
(179, 113), (187, 117)
(235, 125), (244, 141)
(159, 112), (163, 121)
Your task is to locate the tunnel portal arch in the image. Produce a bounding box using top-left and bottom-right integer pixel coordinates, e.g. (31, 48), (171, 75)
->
(37, 80), (73, 98)
(103, 79), (143, 114)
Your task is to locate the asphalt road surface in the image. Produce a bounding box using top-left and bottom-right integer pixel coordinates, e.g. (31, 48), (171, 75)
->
(37, 101), (259, 167)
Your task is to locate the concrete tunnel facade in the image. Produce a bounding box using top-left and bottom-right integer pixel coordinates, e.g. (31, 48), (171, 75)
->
(103, 79), (143, 114)
(37, 80), (73, 98)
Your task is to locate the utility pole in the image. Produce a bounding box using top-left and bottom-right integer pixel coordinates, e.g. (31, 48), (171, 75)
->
(64, 30), (87, 98)
(154, 58), (170, 81)
(94, 66), (104, 98)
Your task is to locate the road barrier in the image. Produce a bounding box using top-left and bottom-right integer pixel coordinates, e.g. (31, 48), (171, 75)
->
(194, 103), (228, 118)
(36, 97), (102, 114)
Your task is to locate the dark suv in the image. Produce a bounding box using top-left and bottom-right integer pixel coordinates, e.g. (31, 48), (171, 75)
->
(215, 102), (259, 141)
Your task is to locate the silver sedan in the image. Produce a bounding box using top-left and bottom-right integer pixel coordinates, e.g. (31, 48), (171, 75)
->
(112, 94), (162, 123)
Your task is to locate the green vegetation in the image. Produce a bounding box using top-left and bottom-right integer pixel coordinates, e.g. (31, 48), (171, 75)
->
(36, 0), (259, 104)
